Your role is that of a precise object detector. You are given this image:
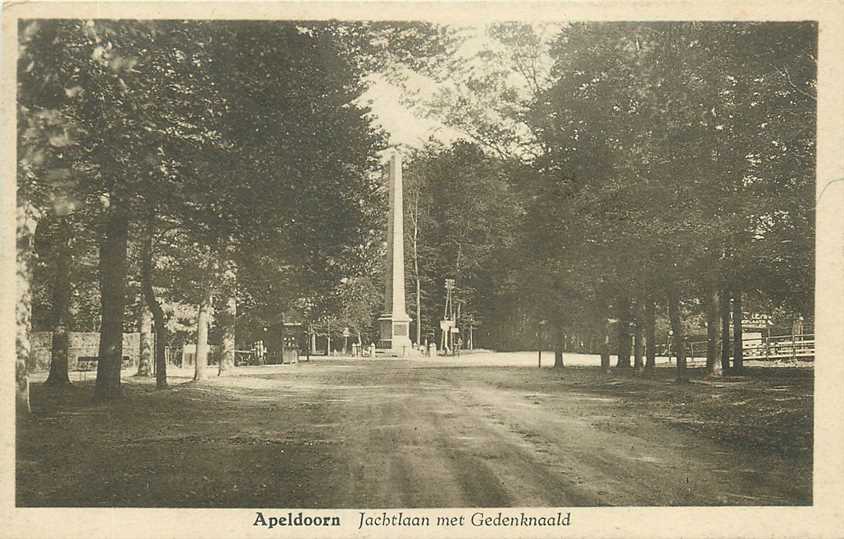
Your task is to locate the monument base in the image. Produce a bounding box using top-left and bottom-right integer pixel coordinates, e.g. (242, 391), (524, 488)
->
(377, 315), (413, 357)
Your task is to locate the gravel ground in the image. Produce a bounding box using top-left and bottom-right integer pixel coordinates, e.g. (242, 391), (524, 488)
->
(17, 353), (812, 507)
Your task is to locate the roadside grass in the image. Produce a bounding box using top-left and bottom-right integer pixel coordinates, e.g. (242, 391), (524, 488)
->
(557, 366), (813, 458)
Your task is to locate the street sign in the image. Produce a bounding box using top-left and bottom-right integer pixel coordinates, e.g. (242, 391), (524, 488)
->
(440, 320), (454, 331)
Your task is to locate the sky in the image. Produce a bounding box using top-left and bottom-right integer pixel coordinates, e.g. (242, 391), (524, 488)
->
(356, 24), (498, 150)
(356, 22), (558, 151)
(359, 72), (462, 149)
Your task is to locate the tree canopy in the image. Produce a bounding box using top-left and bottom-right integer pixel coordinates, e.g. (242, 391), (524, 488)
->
(17, 19), (816, 401)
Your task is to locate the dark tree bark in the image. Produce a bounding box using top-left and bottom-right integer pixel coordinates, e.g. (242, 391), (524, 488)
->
(94, 202), (129, 401)
(218, 294), (236, 376)
(46, 216), (72, 387)
(47, 326), (70, 386)
(615, 295), (632, 368)
(633, 304), (644, 372)
(194, 288), (212, 381)
(279, 311), (286, 362)
(704, 278), (722, 377)
(553, 325), (564, 368)
(600, 321), (611, 373)
(411, 185), (422, 346)
(667, 285), (688, 383)
(152, 318), (168, 387)
(644, 296), (656, 370)
(732, 288), (744, 372)
(141, 215), (168, 388)
(136, 307), (152, 377)
(719, 288), (731, 371)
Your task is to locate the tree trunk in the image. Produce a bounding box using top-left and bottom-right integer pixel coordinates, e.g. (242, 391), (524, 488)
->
(415, 278), (422, 346)
(153, 319), (167, 387)
(633, 308), (644, 372)
(553, 325), (564, 368)
(644, 296), (656, 370)
(94, 202), (129, 401)
(194, 288), (211, 381)
(732, 288), (744, 372)
(16, 204), (40, 414)
(218, 294), (236, 376)
(705, 278), (722, 377)
(136, 306), (152, 377)
(667, 285), (688, 383)
(47, 325), (71, 386)
(46, 216), (72, 386)
(414, 219), (421, 347)
(615, 295), (632, 368)
(720, 288), (731, 371)
(407, 178), (423, 346)
(600, 321), (611, 373)
(141, 215), (167, 388)
(280, 312), (287, 361)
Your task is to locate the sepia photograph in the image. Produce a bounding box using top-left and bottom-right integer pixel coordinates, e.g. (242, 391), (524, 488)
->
(3, 1), (844, 537)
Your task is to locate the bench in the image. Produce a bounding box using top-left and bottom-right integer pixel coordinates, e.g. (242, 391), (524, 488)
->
(75, 356), (132, 380)
(76, 356), (132, 369)
(76, 357), (99, 371)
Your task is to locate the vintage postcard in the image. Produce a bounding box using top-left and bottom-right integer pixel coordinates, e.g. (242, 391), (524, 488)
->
(2, 1), (843, 537)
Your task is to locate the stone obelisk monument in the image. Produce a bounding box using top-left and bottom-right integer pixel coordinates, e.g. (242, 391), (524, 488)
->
(378, 151), (412, 355)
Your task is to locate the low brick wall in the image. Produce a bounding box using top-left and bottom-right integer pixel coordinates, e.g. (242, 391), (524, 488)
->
(31, 331), (145, 372)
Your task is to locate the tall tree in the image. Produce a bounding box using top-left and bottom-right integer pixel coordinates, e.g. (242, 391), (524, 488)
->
(194, 287), (212, 381)
(217, 293), (237, 376)
(402, 142), (522, 351)
(141, 216), (168, 388)
(520, 21), (815, 376)
(44, 215), (73, 386)
(136, 306), (152, 377)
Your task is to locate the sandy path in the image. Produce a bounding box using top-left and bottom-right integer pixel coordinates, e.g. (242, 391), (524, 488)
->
(227, 359), (805, 507)
(18, 357), (809, 507)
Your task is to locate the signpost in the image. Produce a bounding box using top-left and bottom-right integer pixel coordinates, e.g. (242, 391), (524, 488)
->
(451, 326), (460, 357)
(440, 319), (454, 354)
(667, 329), (674, 364)
(342, 327), (351, 355)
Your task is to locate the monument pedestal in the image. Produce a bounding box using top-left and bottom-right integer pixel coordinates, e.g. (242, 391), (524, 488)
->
(378, 314), (412, 356)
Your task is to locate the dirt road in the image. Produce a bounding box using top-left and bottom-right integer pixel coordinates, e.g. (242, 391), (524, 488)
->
(17, 355), (811, 507)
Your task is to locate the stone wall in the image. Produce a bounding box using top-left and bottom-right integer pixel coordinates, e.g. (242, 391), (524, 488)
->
(30, 331), (145, 371)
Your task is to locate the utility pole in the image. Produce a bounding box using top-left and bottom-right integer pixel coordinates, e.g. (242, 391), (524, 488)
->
(468, 314), (474, 351)
(537, 320), (546, 368)
(454, 299), (462, 356)
(441, 278), (455, 353)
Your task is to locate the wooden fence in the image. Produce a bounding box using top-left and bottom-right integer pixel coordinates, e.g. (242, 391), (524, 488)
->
(686, 334), (815, 362)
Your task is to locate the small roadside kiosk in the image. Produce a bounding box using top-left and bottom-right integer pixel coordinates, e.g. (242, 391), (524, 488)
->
(244, 311), (307, 365)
